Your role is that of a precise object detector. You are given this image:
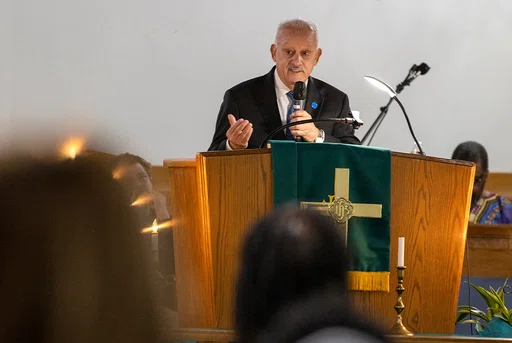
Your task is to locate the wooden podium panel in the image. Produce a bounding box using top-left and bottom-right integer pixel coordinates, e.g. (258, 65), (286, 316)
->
(349, 152), (474, 333)
(166, 150), (273, 328)
(165, 149), (474, 333)
(463, 224), (512, 278)
(197, 150), (274, 328)
(167, 159), (216, 328)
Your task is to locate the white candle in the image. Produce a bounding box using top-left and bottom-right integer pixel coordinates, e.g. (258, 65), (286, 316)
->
(151, 232), (159, 263)
(398, 237), (405, 267)
(151, 232), (158, 251)
(151, 219), (159, 263)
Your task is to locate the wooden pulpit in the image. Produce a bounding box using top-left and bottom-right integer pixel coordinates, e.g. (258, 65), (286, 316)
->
(164, 148), (474, 334)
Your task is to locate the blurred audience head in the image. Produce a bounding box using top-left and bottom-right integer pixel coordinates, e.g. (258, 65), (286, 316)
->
(0, 153), (156, 343)
(452, 141), (489, 206)
(112, 153), (153, 201)
(257, 290), (389, 343)
(235, 206), (348, 343)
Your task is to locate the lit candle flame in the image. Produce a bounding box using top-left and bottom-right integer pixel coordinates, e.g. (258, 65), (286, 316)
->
(60, 137), (85, 159)
(112, 167), (124, 180)
(140, 219), (174, 234)
(130, 193), (153, 207)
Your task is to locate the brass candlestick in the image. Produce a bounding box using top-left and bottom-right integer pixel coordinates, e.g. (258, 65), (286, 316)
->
(389, 266), (414, 336)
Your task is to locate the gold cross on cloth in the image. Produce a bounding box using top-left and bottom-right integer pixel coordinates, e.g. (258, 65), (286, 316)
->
(300, 168), (383, 245)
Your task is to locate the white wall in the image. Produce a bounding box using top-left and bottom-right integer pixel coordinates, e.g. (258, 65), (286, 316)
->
(4, 0), (512, 170)
(0, 1), (13, 148)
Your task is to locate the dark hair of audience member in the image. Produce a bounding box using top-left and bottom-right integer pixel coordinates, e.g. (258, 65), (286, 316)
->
(112, 152), (152, 177)
(257, 290), (389, 343)
(0, 155), (157, 343)
(451, 141), (488, 171)
(235, 206), (348, 343)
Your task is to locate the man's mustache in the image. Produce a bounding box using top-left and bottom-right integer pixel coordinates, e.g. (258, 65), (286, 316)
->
(287, 65), (304, 72)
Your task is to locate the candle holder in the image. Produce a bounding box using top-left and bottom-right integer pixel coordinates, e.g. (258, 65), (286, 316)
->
(388, 266), (414, 336)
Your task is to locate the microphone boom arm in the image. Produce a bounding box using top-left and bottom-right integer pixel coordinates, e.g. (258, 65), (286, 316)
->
(259, 117), (362, 149)
(361, 62), (429, 146)
(392, 95), (425, 155)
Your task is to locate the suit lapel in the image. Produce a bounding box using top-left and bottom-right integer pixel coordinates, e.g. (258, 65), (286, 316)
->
(305, 77), (325, 119)
(254, 67), (285, 139)
(253, 69), (324, 140)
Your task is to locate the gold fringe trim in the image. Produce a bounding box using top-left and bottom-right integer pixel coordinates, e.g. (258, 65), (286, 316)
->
(347, 271), (390, 292)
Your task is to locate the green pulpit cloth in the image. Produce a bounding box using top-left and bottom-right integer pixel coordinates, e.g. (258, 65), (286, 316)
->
(271, 141), (391, 292)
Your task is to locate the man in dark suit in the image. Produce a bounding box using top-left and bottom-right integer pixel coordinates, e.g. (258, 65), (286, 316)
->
(208, 19), (360, 151)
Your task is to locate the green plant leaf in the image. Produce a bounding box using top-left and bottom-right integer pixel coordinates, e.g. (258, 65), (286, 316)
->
(499, 285), (506, 303)
(495, 313), (507, 322)
(469, 284), (494, 308)
(497, 308), (512, 325)
(470, 283), (502, 309)
(456, 309), (491, 323)
(458, 306), (488, 313)
(460, 281), (512, 326)
(489, 286), (508, 311)
(457, 319), (486, 333)
(497, 278), (509, 303)
(456, 311), (469, 323)
(459, 319), (482, 325)
(489, 293), (509, 320)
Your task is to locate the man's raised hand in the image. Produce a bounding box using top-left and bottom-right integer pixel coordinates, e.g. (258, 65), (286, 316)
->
(226, 114), (253, 150)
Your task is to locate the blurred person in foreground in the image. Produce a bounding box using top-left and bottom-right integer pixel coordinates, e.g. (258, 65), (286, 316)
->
(258, 290), (388, 343)
(111, 152), (177, 312)
(452, 141), (512, 224)
(0, 154), (157, 343)
(235, 206), (387, 343)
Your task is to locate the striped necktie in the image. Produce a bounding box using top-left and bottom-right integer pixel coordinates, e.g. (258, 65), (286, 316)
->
(285, 91), (294, 140)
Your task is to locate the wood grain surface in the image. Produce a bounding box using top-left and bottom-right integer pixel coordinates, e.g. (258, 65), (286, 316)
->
(197, 150), (274, 328)
(166, 150), (475, 334)
(486, 173), (512, 200)
(165, 159), (216, 328)
(463, 224), (512, 278)
(348, 152), (475, 334)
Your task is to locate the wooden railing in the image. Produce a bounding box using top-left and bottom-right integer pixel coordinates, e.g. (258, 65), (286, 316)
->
(463, 224), (512, 278)
(486, 173), (512, 201)
(159, 328), (512, 342)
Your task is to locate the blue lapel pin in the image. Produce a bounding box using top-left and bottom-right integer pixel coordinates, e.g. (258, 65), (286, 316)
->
(311, 101), (318, 109)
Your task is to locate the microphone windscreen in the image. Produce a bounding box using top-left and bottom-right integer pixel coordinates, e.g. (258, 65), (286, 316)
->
(293, 81), (307, 100)
(417, 63), (430, 75)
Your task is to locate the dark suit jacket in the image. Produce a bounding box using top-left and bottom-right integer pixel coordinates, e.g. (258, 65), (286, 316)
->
(208, 67), (361, 151)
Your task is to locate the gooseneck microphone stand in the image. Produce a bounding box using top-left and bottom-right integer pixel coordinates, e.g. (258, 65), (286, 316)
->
(361, 64), (428, 146)
(259, 117), (363, 149)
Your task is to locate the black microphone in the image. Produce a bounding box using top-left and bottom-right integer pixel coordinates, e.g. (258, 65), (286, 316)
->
(260, 117), (363, 149)
(416, 62), (430, 75)
(291, 81), (307, 142)
(405, 62), (430, 84)
(292, 81), (307, 111)
(395, 62), (430, 94)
